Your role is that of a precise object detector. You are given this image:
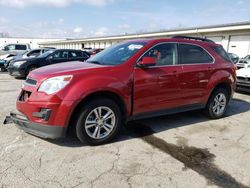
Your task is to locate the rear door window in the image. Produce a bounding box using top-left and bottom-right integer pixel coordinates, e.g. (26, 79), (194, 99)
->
(69, 51), (81, 58)
(178, 44), (213, 64)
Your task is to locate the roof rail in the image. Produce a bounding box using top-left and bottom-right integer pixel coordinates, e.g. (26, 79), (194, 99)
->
(172, 36), (215, 43)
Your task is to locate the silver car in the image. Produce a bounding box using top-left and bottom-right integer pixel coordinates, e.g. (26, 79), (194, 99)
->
(0, 43), (31, 56)
(236, 55), (250, 69)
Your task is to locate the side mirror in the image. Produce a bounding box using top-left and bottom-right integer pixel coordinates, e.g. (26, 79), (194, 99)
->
(138, 57), (157, 68)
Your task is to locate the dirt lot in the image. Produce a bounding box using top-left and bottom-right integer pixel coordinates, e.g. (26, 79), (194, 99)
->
(0, 72), (250, 188)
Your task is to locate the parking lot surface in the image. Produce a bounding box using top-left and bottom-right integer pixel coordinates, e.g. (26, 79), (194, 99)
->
(0, 72), (250, 188)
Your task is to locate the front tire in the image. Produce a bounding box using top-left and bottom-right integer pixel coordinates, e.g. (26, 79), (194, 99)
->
(205, 88), (229, 119)
(76, 98), (122, 145)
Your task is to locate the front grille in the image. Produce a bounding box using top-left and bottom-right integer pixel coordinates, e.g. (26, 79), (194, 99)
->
(239, 60), (248, 64)
(25, 77), (37, 86)
(237, 77), (250, 81)
(19, 90), (32, 102)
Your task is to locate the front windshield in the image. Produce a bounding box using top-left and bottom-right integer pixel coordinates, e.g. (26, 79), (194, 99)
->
(86, 41), (147, 65)
(38, 50), (55, 58)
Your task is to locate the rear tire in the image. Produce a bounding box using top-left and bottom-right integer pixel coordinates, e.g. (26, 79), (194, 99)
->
(76, 98), (122, 145)
(205, 88), (229, 119)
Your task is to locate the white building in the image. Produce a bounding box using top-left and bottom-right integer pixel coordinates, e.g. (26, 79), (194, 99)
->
(39, 22), (250, 57)
(0, 37), (61, 49)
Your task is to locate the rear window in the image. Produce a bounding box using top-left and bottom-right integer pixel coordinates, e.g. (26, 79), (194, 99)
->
(211, 46), (232, 63)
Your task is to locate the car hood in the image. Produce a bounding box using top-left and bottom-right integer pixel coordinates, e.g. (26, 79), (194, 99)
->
(14, 57), (39, 62)
(29, 61), (105, 80)
(236, 68), (250, 77)
(0, 54), (12, 60)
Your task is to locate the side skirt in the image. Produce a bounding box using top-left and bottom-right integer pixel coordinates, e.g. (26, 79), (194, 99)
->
(127, 103), (205, 122)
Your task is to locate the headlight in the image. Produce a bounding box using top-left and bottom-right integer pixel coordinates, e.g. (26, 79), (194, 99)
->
(13, 61), (26, 67)
(38, 75), (73, 95)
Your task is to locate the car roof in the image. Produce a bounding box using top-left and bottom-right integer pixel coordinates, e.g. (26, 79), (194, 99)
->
(126, 37), (220, 46)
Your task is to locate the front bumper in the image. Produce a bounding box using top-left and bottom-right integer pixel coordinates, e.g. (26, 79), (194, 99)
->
(10, 111), (66, 139)
(8, 66), (26, 77)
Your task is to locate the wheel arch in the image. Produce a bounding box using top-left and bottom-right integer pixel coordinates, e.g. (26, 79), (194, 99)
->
(66, 90), (128, 136)
(206, 82), (232, 106)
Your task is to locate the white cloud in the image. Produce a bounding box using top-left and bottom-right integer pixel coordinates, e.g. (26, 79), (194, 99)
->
(73, 27), (83, 33)
(118, 24), (130, 29)
(0, 0), (113, 8)
(58, 18), (64, 25)
(94, 27), (108, 36)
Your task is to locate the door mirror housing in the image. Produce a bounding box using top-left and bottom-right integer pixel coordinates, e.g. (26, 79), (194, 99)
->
(138, 57), (157, 68)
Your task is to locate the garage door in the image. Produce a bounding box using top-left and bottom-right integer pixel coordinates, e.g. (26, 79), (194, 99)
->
(228, 35), (250, 58)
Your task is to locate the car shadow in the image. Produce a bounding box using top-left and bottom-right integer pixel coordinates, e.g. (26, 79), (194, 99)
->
(47, 98), (250, 147)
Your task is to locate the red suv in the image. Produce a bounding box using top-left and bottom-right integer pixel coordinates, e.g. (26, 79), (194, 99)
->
(10, 36), (236, 145)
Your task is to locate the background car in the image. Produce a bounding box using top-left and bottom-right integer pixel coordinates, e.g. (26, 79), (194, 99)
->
(82, 48), (104, 56)
(0, 54), (16, 72)
(228, 53), (239, 64)
(8, 49), (90, 78)
(236, 55), (250, 69)
(236, 66), (250, 92)
(3, 47), (55, 70)
(0, 43), (31, 56)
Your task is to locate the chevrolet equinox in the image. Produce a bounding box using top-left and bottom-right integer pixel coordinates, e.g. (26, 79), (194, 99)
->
(9, 36), (236, 145)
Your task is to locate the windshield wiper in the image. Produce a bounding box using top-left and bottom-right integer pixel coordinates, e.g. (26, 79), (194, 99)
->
(87, 60), (102, 65)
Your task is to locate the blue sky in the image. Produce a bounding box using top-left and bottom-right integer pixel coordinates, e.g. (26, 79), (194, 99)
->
(0, 0), (249, 38)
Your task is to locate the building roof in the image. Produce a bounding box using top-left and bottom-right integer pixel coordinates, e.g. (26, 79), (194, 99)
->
(39, 21), (250, 45)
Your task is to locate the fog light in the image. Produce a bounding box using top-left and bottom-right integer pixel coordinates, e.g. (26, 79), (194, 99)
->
(32, 108), (52, 121)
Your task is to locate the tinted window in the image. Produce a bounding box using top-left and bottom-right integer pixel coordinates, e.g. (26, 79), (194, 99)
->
(142, 43), (177, 66)
(27, 50), (41, 57)
(4, 44), (15, 51)
(69, 51), (82, 58)
(82, 52), (90, 58)
(16, 45), (27, 50)
(244, 55), (250, 59)
(211, 46), (232, 62)
(179, 44), (213, 64)
(61, 51), (69, 58)
(49, 51), (62, 59)
(38, 50), (55, 58)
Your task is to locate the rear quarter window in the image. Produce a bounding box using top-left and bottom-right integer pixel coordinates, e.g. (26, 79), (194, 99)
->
(211, 46), (232, 63)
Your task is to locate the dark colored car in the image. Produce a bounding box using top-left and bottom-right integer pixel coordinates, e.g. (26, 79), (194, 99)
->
(228, 53), (239, 64)
(4, 48), (55, 70)
(82, 48), (104, 56)
(8, 49), (90, 78)
(9, 36), (236, 145)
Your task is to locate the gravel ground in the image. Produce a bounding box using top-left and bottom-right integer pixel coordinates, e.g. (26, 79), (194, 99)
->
(0, 72), (250, 188)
